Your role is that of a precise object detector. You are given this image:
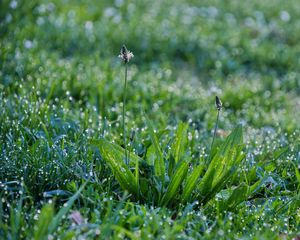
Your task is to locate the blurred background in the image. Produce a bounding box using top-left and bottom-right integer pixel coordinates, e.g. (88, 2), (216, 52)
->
(1, 0), (300, 132)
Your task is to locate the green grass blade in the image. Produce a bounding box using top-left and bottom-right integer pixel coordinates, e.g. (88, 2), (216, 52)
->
(295, 166), (300, 184)
(145, 115), (165, 178)
(159, 160), (189, 206)
(171, 122), (188, 164)
(182, 165), (204, 203)
(91, 139), (139, 196)
(48, 181), (87, 234)
(34, 204), (54, 240)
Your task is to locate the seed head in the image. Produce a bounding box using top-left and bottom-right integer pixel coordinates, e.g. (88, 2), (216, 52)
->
(215, 96), (222, 110)
(118, 45), (134, 63)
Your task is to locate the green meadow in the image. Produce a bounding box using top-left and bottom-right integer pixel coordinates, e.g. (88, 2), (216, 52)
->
(0, 0), (299, 239)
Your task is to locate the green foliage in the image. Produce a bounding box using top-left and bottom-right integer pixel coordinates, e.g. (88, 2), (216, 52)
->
(95, 124), (245, 208)
(160, 160), (189, 206)
(145, 115), (165, 179)
(182, 165), (204, 203)
(170, 122), (189, 164)
(92, 139), (139, 196)
(48, 181), (87, 234)
(34, 204), (54, 240)
(198, 125), (244, 204)
(219, 184), (249, 211)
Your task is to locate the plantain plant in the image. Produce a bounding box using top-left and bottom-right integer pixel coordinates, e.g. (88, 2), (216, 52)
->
(92, 121), (245, 208)
(91, 47), (246, 208)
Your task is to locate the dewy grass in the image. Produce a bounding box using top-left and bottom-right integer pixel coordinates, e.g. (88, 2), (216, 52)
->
(118, 45), (134, 165)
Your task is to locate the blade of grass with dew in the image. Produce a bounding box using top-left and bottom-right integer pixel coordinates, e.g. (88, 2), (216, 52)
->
(159, 160), (189, 206)
(181, 165), (204, 203)
(0, 201), (8, 238)
(170, 122), (188, 165)
(91, 139), (139, 196)
(145, 115), (165, 179)
(34, 204), (54, 240)
(48, 180), (88, 234)
(10, 197), (24, 240)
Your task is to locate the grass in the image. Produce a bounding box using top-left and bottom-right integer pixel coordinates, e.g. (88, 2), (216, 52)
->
(1, 0), (300, 239)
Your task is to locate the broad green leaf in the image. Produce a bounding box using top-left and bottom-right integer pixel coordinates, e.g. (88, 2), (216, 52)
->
(182, 165), (204, 203)
(48, 181), (87, 234)
(171, 122), (189, 164)
(34, 204), (54, 240)
(167, 155), (176, 177)
(248, 179), (262, 195)
(95, 138), (143, 167)
(220, 183), (249, 211)
(211, 146), (244, 186)
(296, 168), (300, 184)
(198, 125), (245, 204)
(200, 167), (234, 205)
(198, 147), (243, 197)
(146, 144), (156, 166)
(160, 160), (189, 206)
(92, 139), (139, 196)
(203, 125), (243, 188)
(145, 115), (165, 178)
(217, 125), (243, 156)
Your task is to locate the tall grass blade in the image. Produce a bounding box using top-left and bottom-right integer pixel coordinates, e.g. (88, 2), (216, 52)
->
(48, 181), (88, 234)
(145, 115), (165, 178)
(182, 165), (204, 203)
(171, 122), (188, 164)
(160, 160), (189, 206)
(34, 204), (54, 240)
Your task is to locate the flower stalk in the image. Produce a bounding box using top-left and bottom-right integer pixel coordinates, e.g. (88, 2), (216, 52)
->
(208, 96), (222, 163)
(119, 45), (134, 165)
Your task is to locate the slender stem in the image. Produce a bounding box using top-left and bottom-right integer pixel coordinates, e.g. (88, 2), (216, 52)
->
(128, 138), (139, 199)
(123, 64), (128, 165)
(208, 109), (220, 163)
(135, 148), (139, 199)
